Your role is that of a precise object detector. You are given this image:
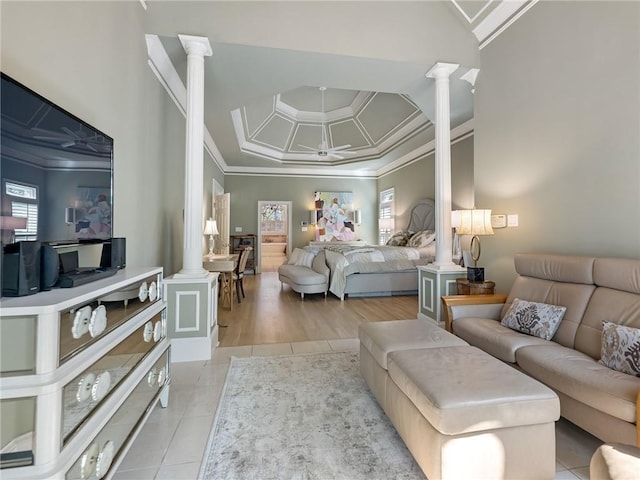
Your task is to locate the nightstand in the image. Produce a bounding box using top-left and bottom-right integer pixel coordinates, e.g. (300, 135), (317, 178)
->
(455, 278), (495, 295)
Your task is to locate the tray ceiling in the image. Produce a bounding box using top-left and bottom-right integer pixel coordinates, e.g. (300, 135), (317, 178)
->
(144, 0), (536, 177)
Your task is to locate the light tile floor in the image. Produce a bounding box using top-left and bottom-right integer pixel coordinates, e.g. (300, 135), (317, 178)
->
(114, 339), (603, 479)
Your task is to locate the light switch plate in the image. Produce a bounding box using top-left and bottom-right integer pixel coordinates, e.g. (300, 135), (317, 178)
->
(235, 227), (242, 232)
(507, 214), (519, 227)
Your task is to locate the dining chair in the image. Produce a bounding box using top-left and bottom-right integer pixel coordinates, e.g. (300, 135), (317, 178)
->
(234, 246), (252, 303)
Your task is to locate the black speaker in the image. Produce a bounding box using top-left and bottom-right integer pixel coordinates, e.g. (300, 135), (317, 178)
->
(40, 245), (59, 291)
(100, 237), (126, 270)
(2, 241), (41, 297)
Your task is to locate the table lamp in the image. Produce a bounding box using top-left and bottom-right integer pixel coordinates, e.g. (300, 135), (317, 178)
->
(203, 218), (219, 256)
(455, 209), (493, 282)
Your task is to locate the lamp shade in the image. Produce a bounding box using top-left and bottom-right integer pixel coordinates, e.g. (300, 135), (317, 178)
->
(309, 210), (317, 225)
(203, 218), (218, 236)
(354, 210), (362, 225)
(455, 209), (494, 236)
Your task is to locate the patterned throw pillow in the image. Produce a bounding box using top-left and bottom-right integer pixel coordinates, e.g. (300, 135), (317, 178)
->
(599, 321), (640, 377)
(386, 231), (414, 246)
(407, 230), (436, 248)
(500, 298), (566, 340)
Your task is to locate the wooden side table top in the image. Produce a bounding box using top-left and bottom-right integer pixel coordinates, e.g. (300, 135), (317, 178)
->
(455, 278), (495, 295)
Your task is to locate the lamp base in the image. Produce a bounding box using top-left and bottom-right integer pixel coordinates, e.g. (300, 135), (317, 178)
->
(467, 267), (485, 283)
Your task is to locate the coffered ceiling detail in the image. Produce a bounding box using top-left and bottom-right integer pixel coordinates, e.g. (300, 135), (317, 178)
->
(231, 86), (430, 166)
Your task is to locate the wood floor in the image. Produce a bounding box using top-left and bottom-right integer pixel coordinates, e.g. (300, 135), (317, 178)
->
(218, 271), (418, 347)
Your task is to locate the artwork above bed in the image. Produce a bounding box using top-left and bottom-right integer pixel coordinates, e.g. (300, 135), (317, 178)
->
(313, 191), (356, 242)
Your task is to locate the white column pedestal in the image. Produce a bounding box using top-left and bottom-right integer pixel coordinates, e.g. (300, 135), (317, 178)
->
(418, 265), (466, 325)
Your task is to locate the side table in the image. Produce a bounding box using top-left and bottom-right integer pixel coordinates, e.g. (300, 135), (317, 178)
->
(456, 278), (495, 295)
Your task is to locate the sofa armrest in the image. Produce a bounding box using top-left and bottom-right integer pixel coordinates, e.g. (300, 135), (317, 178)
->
(637, 391), (639, 447)
(441, 294), (508, 333)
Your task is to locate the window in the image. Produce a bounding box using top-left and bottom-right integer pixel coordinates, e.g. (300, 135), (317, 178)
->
(4, 180), (38, 241)
(260, 203), (287, 233)
(378, 188), (395, 245)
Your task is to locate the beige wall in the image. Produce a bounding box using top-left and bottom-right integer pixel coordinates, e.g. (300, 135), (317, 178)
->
(377, 135), (475, 230)
(223, 175), (377, 249)
(474, 1), (640, 292)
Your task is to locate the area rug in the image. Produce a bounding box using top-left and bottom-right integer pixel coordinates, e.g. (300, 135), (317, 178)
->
(198, 352), (425, 479)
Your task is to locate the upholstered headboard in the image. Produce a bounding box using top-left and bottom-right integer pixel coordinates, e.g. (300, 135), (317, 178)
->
(407, 198), (436, 232)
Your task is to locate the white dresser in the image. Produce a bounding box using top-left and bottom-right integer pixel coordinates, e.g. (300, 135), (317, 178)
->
(0, 267), (170, 479)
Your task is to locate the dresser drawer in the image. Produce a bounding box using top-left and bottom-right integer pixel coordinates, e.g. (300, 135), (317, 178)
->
(0, 316), (37, 377)
(62, 310), (166, 444)
(59, 274), (161, 364)
(0, 397), (35, 468)
(65, 349), (169, 480)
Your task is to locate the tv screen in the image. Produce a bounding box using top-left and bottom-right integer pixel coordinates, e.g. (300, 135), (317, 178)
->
(1, 73), (113, 245)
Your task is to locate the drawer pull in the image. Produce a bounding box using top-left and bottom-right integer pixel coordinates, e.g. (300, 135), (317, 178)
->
(147, 367), (166, 387)
(148, 281), (158, 301)
(143, 321), (154, 342)
(72, 306), (92, 339)
(153, 320), (163, 342)
(79, 442), (99, 479)
(76, 372), (96, 403)
(95, 440), (115, 479)
(88, 305), (107, 338)
(138, 282), (148, 302)
(91, 371), (111, 402)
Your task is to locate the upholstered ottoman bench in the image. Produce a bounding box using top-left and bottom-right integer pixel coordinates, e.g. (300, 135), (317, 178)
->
(358, 319), (468, 406)
(386, 346), (560, 479)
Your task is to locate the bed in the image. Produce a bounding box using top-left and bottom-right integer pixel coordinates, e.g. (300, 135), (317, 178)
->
(321, 198), (437, 300)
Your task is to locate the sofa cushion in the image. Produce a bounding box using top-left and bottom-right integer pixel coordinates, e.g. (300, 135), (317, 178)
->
(515, 343), (640, 423)
(575, 287), (640, 359)
(502, 277), (595, 349)
(453, 317), (550, 363)
(501, 298), (566, 340)
(359, 319), (467, 370)
(599, 321), (640, 377)
(387, 346), (559, 435)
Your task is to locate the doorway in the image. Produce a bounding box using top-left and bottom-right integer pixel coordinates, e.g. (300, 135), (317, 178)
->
(257, 201), (292, 273)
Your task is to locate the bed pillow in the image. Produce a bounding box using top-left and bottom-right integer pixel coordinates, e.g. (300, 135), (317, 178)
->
(407, 230), (436, 248)
(500, 298), (566, 340)
(386, 231), (413, 246)
(287, 248), (316, 268)
(599, 321), (640, 377)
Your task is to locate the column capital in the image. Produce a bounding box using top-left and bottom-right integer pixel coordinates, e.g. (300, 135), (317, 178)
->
(178, 34), (212, 57)
(425, 62), (460, 80)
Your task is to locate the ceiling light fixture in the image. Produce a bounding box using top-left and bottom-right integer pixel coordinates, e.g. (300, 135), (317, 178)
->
(298, 87), (355, 160)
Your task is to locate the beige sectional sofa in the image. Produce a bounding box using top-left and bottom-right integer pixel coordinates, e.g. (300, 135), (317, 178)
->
(444, 253), (640, 446)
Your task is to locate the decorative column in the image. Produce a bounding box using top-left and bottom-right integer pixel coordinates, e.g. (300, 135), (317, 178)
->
(177, 34), (212, 278)
(425, 62), (459, 269)
(164, 35), (218, 363)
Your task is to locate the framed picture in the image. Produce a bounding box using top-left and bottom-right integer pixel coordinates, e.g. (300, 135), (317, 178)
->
(313, 191), (355, 242)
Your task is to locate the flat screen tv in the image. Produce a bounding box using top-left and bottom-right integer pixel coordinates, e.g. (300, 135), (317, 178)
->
(1, 72), (113, 245)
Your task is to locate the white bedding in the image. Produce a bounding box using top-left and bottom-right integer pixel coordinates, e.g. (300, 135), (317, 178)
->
(323, 244), (436, 299)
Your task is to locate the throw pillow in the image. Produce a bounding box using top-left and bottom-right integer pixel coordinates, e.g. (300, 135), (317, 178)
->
(500, 298), (566, 340)
(599, 321), (640, 377)
(386, 231), (413, 246)
(407, 230), (436, 248)
(288, 248), (316, 268)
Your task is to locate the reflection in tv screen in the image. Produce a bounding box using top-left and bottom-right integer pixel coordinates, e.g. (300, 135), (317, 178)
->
(1, 73), (114, 245)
